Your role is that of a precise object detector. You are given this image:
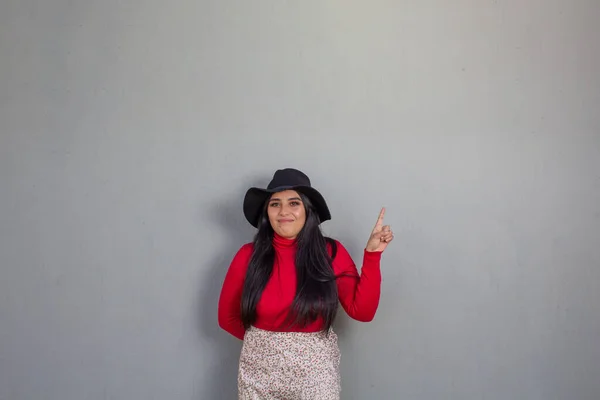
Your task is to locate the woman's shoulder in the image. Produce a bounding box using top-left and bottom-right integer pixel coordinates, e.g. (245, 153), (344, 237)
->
(325, 237), (358, 276)
(235, 242), (254, 257)
(228, 242), (254, 268)
(324, 237), (351, 259)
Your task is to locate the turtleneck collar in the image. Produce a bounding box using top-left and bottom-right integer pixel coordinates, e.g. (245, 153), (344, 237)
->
(273, 232), (297, 251)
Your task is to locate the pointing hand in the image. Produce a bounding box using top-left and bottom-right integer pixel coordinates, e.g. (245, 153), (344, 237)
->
(365, 208), (394, 252)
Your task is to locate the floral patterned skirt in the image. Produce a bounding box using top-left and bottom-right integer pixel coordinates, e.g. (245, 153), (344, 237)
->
(238, 326), (341, 400)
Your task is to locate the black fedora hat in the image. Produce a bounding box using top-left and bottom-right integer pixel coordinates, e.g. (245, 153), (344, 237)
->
(243, 168), (331, 228)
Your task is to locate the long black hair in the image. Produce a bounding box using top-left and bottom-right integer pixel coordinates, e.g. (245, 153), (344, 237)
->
(240, 192), (340, 331)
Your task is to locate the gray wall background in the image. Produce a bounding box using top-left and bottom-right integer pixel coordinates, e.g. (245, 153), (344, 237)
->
(1, 0), (599, 399)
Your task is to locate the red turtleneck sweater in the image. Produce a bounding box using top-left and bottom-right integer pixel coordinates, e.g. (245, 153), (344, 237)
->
(218, 234), (382, 340)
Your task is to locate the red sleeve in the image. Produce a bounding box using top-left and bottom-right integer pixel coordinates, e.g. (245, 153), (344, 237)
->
(218, 243), (253, 340)
(332, 241), (382, 322)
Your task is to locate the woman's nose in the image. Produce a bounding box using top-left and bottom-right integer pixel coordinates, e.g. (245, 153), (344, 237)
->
(279, 204), (290, 215)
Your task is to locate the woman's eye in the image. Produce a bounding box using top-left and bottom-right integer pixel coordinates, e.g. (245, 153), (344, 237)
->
(290, 201), (300, 206)
(269, 202), (279, 207)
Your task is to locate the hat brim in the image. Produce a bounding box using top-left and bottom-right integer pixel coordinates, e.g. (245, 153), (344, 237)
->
(243, 185), (331, 228)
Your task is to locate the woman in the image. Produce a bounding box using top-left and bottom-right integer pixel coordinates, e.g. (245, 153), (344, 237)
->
(218, 168), (393, 399)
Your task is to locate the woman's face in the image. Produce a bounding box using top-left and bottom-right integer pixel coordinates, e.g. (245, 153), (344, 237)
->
(267, 190), (306, 239)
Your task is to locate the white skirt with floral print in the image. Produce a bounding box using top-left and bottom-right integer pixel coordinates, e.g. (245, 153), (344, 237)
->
(238, 326), (341, 399)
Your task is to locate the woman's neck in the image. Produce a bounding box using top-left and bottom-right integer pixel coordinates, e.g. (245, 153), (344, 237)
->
(272, 232), (297, 250)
